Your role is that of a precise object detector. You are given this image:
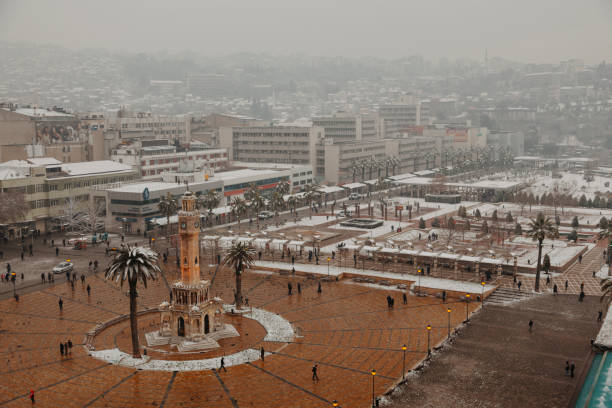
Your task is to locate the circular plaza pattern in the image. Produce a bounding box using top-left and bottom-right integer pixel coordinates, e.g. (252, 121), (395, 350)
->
(0, 260), (478, 407)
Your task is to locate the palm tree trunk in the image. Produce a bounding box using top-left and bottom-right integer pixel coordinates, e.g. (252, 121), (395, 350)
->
(535, 239), (543, 292)
(235, 267), (243, 307)
(166, 215), (170, 243)
(128, 279), (141, 358)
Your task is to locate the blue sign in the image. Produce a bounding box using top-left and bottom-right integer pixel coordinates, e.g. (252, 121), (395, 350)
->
(142, 187), (150, 201)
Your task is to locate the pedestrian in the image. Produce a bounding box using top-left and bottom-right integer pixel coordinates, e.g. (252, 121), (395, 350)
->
(292, 255), (295, 265)
(64, 342), (69, 355)
(6, 263), (10, 273)
(312, 364), (319, 381)
(260, 347), (265, 361)
(565, 361), (570, 376)
(403, 292), (407, 305)
(51, 239), (54, 246)
(87, 284), (91, 296)
(579, 254), (582, 264)
(68, 339), (73, 352)
(292, 267), (295, 275)
(553, 284), (558, 295)
(528, 319), (533, 332)
(81, 274), (85, 284)
(580, 282), (584, 292)
(60, 342), (64, 356)
(288, 282), (292, 295)
(219, 356), (227, 372)
(58, 297), (63, 311)
(442, 290), (447, 302)
(21, 252), (24, 261)
(518, 281), (522, 291)
(579, 291), (585, 302)
(565, 280), (569, 291)
(317, 282), (322, 294)
(297, 282), (301, 294)
(513, 275), (516, 286)
(55, 247), (59, 257)
(41, 273), (45, 283)
(546, 275), (550, 285)
(48, 272), (52, 282)
(30, 389), (34, 404)
(570, 362), (575, 378)
(598, 310), (603, 322)
(62, 239), (65, 247)
(593, 270), (596, 278)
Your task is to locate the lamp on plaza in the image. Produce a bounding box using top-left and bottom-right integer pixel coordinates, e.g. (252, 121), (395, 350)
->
(417, 267), (422, 295)
(370, 369), (376, 408)
(447, 308), (451, 338)
(401, 344), (407, 380)
(481, 281), (485, 307)
(465, 294), (471, 322)
(332, 400), (339, 407)
(426, 325), (432, 356)
(327, 256), (331, 276)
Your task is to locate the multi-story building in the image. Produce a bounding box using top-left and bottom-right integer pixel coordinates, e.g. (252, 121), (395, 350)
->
(191, 113), (264, 147)
(218, 125), (322, 166)
(312, 112), (378, 143)
(99, 163), (312, 233)
(109, 108), (191, 144)
(378, 95), (429, 138)
(0, 104), (105, 163)
(315, 139), (388, 184)
(111, 141), (228, 180)
(0, 158), (136, 236)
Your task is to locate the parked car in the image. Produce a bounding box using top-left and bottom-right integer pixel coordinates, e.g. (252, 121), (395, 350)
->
(52, 261), (74, 274)
(337, 209), (353, 217)
(73, 241), (87, 250)
(258, 211), (274, 219)
(348, 193), (361, 200)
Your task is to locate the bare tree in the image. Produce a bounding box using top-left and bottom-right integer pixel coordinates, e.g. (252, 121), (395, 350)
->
(0, 191), (28, 226)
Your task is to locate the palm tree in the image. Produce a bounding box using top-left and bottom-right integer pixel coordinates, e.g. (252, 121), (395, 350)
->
(230, 196), (247, 231)
(105, 246), (161, 358)
(275, 180), (291, 197)
(222, 242), (255, 307)
(527, 212), (558, 292)
(303, 183), (321, 219)
(270, 190), (285, 226)
(158, 193), (178, 242)
(201, 190), (221, 226)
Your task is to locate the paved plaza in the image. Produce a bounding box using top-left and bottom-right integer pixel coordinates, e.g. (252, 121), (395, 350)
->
(0, 239), (479, 407)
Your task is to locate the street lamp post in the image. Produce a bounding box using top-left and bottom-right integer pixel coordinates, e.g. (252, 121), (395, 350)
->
(447, 308), (451, 338)
(327, 257), (331, 277)
(401, 344), (407, 380)
(426, 325), (431, 356)
(481, 281), (485, 308)
(417, 267), (422, 296)
(11, 272), (16, 297)
(465, 294), (471, 322)
(371, 369), (376, 408)
(332, 400), (339, 408)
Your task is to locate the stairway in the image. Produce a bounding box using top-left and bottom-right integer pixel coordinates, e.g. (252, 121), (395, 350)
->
(486, 287), (538, 306)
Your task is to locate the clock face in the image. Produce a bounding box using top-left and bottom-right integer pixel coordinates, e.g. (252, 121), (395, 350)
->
(194, 221), (200, 228)
(181, 222), (187, 230)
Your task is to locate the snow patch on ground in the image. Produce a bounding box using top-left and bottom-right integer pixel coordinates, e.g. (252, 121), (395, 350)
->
(254, 260), (493, 293)
(89, 305), (292, 371)
(595, 297), (612, 350)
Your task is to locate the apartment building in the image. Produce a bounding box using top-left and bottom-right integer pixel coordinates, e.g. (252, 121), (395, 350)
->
(109, 108), (191, 144)
(111, 142), (228, 180)
(315, 139), (389, 184)
(218, 125), (322, 166)
(312, 111), (378, 143)
(379, 95), (430, 138)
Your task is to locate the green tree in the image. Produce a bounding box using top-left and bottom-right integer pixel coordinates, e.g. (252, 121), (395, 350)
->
(492, 210), (498, 222)
(229, 197), (247, 231)
(572, 216), (579, 229)
(431, 218), (440, 228)
(418, 218), (426, 229)
(599, 217), (609, 230)
(475, 209), (482, 219)
(303, 183), (321, 219)
(158, 193), (178, 242)
(505, 212), (513, 222)
(567, 229), (578, 242)
(482, 220), (489, 233)
(542, 254), (551, 273)
(579, 194), (587, 207)
(514, 222), (522, 235)
(555, 215), (561, 226)
(105, 246), (161, 358)
(222, 242), (256, 307)
(527, 213), (558, 292)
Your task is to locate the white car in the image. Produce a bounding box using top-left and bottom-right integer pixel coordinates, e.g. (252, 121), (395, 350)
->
(258, 211), (274, 219)
(52, 261), (74, 274)
(337, 209), (353, 217)
(349, 193), (361, 200)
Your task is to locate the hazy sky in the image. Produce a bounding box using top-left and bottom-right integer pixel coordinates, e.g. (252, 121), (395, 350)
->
(1, 0), (611, 63)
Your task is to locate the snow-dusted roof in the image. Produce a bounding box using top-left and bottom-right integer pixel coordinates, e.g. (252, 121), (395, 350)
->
(61, 161), (132, 176)
(388, 173), (415, 181)
(318, 186), (344, 194)
(109, 182), (177, 193)
(26, 157), (62, 166)
(10, 108), (74, 118)
(342, 182), (366, 189)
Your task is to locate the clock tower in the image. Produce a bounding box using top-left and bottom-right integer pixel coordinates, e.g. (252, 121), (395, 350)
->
(178, 191), (201, 284)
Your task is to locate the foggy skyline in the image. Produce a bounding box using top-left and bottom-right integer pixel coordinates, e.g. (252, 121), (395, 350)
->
(1, 0), (612, 64)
